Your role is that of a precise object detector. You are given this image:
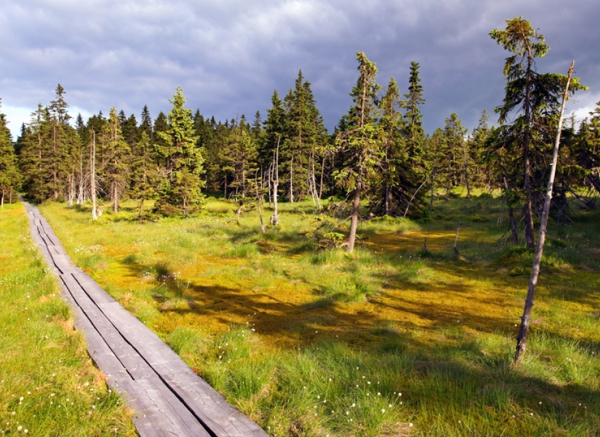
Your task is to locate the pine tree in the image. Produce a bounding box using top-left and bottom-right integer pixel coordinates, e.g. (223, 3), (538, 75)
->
(129, 131), (158, 218)
(48, 84), (76, 200)
(490, 17), (585, 247)
(102, 108), (131, 214)
(155, 87), (204, 217)
(402, 61), (426, 171)
(378, 77), (404, 215)
(140, 105), (153, 138)
(0, 100), (20, 206)
(335, 52), (383, 253)
(440, 113), (468, 195)
(18, 105), (48, 202)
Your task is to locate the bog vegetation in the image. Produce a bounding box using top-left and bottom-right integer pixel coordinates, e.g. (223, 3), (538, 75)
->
(0, 203), (137, 436)
(1, 16), (599, 436)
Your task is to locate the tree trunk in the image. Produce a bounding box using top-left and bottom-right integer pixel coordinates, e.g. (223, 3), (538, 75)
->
(462, 143), (471, 199)
(77, 150), (84, 206)
(91, 132), (98, 220)
(256, 174), (266, 235)
(68, 172), (75, 207)
(515, 61), (574, 362)
(430, 169), (436, 214)
(271, 137), (281, 226)
(53, 123), (58, 200)
(385, 182), (390, 216)
(1, 190), (4, 208)
(522, 52), (536, 248)
(289, 154), (294, 203)
(319, 155), (325, 200)
(453, 222), (461, 255)
(113, 181), (118, 215)
(347, 177), (362, 253)
(139, 198), (144, 221)
(404, 178), (428, 218)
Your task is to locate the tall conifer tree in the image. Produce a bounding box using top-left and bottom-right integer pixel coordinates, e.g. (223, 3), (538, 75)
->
(155, 87), (204, 217)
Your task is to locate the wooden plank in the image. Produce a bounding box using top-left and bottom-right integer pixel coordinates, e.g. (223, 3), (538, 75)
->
(141, 377), (213, 437)
(163, 372), (269, 437)
(117, 380), (175, 437)
(71, 270), (116, 304)
(25, 201), (270, 437)
(131, 378), (212, 437)
(98, 302), (183, 365)
(61, 275), (157, 380)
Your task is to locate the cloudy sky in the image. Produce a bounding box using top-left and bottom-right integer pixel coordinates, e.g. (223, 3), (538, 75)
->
(1, 0), (599, 139)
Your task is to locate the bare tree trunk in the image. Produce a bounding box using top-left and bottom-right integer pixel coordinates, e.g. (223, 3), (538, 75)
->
(403, 178), (428, 218)
(430, 168), (436, 214)
(112, 181), (118, 215)
(53, 123), (58, 200)
(385, 182), (391, 216)
(267, 165), (272, 208)
(515, 61), (574, 362)
(68, 172), (74, 207)
(347, 177), (362, 253)
(453, 222), (461, 255)
(319, 155), (325, 200)
(462, 143), (471, 199)
(1, 190), (4, 208)
(91, 131), (98, 220)
(289, 154), (294, 203)
(77, 150), (84, 206)
(271, 137), (281, 226)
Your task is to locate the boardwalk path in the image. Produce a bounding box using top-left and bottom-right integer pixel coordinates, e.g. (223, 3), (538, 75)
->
(24, 202), (268, 437)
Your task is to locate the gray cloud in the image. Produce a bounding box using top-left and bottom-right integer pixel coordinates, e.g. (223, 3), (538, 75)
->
(1, 0), (599, 138)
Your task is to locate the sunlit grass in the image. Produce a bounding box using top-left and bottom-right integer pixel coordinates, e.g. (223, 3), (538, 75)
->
(0, 203), (136, 436)
(36, 191), (600, 436)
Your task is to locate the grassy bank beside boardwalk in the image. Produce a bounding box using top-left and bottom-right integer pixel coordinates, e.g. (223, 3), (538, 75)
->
(38, 193), (600, 436)
(0, 203), (136, 436)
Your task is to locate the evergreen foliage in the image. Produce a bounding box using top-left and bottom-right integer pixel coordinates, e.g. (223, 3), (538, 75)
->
(155, 87), (204, 217)
(0, 99), (20, 206)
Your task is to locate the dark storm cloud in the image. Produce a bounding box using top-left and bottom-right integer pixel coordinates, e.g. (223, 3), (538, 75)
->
(1, 0), (599, 138)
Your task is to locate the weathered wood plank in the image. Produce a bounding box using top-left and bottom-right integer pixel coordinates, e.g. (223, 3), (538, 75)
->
(163, 372), (268, 437)
(70, 270), (116, 303)
(24, 200), (269, 437)
(97, 302), (184, 365)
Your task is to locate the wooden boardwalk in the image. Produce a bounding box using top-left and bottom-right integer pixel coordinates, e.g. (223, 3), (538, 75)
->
(24, 202), (268, 437)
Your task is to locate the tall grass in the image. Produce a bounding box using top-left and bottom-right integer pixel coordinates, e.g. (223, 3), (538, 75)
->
(37, 193), (600, 436)
(0, 203), (136, 436)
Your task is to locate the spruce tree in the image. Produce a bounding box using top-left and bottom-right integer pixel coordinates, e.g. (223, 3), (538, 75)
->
(335, 52), (383, 253)
(490, 17), (586, 247)
(103, 108), (131, 214)
(402, 61), (426, 169)
(155, 87), (204, 217)
(0, 100), (20, 206)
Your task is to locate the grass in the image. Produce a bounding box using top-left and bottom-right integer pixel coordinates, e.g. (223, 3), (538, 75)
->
(0, 203), (136, 436)
(35, 190), (600, 436)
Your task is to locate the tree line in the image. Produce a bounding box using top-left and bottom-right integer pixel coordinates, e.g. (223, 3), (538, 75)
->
(1, 17), (598, 249)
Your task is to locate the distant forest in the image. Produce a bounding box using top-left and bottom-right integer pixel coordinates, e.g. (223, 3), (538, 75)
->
(1, 18), (599, 249)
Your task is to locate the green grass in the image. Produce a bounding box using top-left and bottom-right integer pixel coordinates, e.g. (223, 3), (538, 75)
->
(35, 191), (600, 436)
(0, 203), (136, 436)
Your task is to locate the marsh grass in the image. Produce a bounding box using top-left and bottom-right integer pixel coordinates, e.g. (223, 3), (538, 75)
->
(36, 191), (600, 436)
(0, 203), (136, 436)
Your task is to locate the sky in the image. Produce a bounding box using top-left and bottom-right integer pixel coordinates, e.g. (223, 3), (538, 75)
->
(1, 0), (599, 140)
